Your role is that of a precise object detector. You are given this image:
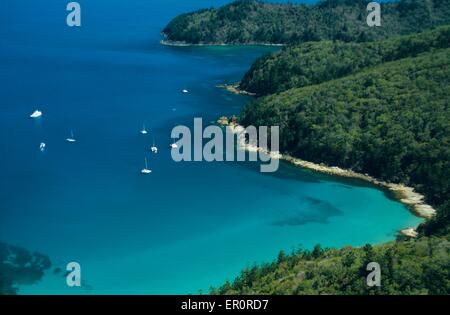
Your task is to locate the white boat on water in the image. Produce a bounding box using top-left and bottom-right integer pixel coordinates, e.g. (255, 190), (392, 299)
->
(169, 139), (178, 149)
(141, 158), (152, 174)
(66, 130), (76, 143)
(39, 142), (46, 152)
(141, 124), (148, 135)
(151, 138), (158, 154)
(182, 89), (189, 94)
(30, 110), (42, 118)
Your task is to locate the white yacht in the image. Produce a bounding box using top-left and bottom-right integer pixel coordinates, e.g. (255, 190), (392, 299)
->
(30, 110), (42, 118)
(141, 158), (152, 174)
(169, 140), (178, 149)
(39, 142), (46, 152)
(151, 138), (158, 154)
(141, 124), (148, 135)
(182, 89), (189, 94)
(66, 130), (76, 143)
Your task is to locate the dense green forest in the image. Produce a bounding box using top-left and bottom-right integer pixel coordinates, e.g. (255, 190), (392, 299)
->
(240, 25), (450, 96)
(162, 0), (450, 45)
(212, 236), (450, 294)
(241, 48), (450, 208)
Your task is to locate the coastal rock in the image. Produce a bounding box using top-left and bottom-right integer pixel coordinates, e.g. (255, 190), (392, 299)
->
(400, 228), (419, 238)
(387, 184), (436, 219)
(216, 83), (256, 96)
(229, 115), (238, 125)
(217, 116), (229, 126)
(226, 123), (282, 159)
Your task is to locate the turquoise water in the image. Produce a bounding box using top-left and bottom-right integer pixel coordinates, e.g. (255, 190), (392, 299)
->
(0, 0), (422, 294)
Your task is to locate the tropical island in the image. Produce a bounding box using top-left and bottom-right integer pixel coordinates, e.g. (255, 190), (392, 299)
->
(164, 0), (450, 294)
(162, 0), (450, 45)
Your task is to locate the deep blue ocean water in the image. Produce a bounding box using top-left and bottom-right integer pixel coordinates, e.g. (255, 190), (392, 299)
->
(0, 0), (422, 294)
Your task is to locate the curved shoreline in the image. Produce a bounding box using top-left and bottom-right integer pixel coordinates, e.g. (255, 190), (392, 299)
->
(220, 122), (436, 234)
(216, 83), (256, 96)
(281, 154), (436, 220)
(160, 39), (285, 47)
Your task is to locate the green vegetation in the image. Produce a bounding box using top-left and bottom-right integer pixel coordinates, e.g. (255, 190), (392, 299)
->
(420, 201), (450, 237)
(241, 48), (450, 208)
(212, 236), (450, 294)
(162, 0), (450, 45)
(0, 242), (51, 295)
(213, 28), (450, 294)
(240, 25), (450, 96)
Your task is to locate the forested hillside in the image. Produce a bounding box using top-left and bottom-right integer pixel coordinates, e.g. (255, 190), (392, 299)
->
(240, 48), (450, 208)
(239, 25), (450, 96)
(212, 236), (450, 294)
(162, 0), (450, 45)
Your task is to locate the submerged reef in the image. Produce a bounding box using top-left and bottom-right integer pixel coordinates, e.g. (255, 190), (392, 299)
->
(0, 242), (51, 295)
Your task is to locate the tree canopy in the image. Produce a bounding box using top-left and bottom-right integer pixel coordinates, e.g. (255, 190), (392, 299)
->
(241, 48), (450, 208)
(212, 236), (450, 295)
(162, 0), (450, 45)
(239, 25), (450, 96)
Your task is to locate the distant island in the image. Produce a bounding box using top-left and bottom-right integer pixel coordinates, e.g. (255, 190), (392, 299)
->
(162, 0), (450, 45)
(164, 0), (450, 295)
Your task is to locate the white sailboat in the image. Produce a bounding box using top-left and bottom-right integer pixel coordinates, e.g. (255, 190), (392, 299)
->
(141, 157), (152, 174)
(151, 138), (158, 154)
(141, 124), (148, 135)
(30, 110), (42, 118)
(169, 139), (178, 149)
(66, 130), (76, 143)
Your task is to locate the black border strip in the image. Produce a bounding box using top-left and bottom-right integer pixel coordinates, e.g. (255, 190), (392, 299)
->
(1, 295), (447, 313)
